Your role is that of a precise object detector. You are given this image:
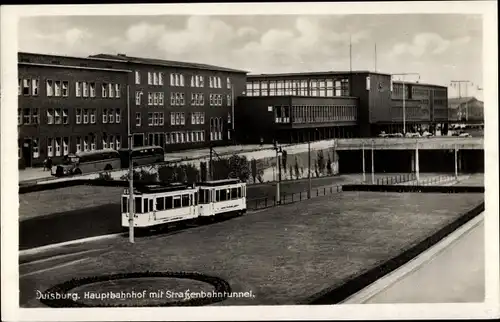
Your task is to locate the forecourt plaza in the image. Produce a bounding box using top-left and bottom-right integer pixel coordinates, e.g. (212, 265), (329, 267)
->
(19, 178), (484, 307)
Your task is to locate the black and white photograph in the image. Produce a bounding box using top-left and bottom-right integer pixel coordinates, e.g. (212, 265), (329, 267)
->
(1, 1), (499, 321)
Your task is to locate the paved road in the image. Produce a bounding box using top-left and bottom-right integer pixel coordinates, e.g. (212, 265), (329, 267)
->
(346, 215), (485, 303)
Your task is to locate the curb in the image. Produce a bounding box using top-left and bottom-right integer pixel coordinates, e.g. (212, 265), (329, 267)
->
(19, 233), (125, 257)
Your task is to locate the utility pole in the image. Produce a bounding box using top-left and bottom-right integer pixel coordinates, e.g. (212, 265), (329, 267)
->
(391, 73), (420, 134)
(208, 146), (213, 181)
(231, 83), (235, 145)
(450, 80), (473, 122)
(307, 132), (312, 199)
(274, 141), (282, 204)
(127, 85), (135, 244)
(374, 43), (377, 73)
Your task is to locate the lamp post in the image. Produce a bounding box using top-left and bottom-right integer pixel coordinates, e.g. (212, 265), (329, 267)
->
(127, 85), (135, 244)
(274, 141), (283, 204)
(391, 73), (420, 135)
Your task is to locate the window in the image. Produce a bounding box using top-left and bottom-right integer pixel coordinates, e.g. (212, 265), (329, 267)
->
(109, 83), (115, 98)
(32, 108), (39, 124)
(108, 109), (114, 123)
(151, 112), (157, 126)
(62, 81), (69, 97)
(83, 109), (89, 124)
(116, 109), (121, 123)
(159, 112), (164, 126)
(76, 109), (82, 124)
(102, 135), (108, 149)
(76, 81), (81, 97)
(32, 138), (39, 158)
(153, 72), (158, 85)
(158, 92), (164, 105)
(180, 113), (185, 125)
(116, 135), (121, 149)
(200, 113), (205, 124)
(76, 137), (82, 153)
(115, 84), (120, 98)
(228, 112), (232, 124)
(148, 92), (153, 106)
(171, 113), (175, 125)
(136, 91), (142, 105)
(227, 94), (232, 106)
(63, 137), (69, 155)
(54, 81), (61, 96)
(89, 82), (96, 97)
(227, 77), (231, 89)
(47, 138), (53, 157)
(103, 109), (108, 123)
(83, 82), (89, 97)
(136, 112), (141, 126)
(102, 83), (108, 98)
(180, 93), (185, 105)
(170, 92), (176, 105)
(148, 72), (152, 85)
(46, 80), (54, 96)
(23, 108), (31, 124)
(18, 79), (21, 96)
(91, 109), (96, 124)
(159, 72), (164, 85)
(63, 109), (69, 124)
(109, 135), (115, 149)
(23, 79), (31, 95)
(32, 79), (39, 96)
(135, 71), (140, 84)
(180, 74), (185, 87)
(90, 136), (96, 151)
(54, 109), (61, 124)
(153, 92), (159, 105)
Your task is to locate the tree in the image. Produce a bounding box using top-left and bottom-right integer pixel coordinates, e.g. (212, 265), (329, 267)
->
(317, 150), (326, 175)
(228, 154), (250, 182)
(281, 150), (288, 175)
(251, 158), (257, 183)
(294, 158), (300, 180)
(326, 155), (333, 176)
(158, 165), (177, 183)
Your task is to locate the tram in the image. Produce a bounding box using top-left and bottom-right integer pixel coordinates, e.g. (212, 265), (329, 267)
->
(121, 179), (247, 229)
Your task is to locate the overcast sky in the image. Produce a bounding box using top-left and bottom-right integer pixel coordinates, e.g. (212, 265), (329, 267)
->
(18, 14), (483, 99)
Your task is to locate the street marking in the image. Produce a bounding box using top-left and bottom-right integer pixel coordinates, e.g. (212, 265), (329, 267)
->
(19, 233), (125, 257)
(341, 212), (484, 304)
(20, 248), (109, 267)
(20, 258), (90, 278)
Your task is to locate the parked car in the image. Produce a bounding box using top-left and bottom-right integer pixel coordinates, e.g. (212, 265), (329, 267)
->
(459, 133), (472, 137)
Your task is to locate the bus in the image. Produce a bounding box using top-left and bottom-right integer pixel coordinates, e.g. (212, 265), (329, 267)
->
(118, 146), (164, 168)
(53, 149), (121, 176)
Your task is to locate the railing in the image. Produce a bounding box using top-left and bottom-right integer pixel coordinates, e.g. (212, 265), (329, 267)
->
(246, 173), (460, 211)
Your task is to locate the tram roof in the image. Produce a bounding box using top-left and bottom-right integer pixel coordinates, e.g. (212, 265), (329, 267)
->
(197, 178), (242, 186)
(133, 182), (191, 194)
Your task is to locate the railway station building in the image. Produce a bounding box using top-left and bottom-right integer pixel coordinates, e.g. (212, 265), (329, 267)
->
(237, 71), (448, 144)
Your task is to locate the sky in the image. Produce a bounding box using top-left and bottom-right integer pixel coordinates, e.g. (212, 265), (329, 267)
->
(18, 14), (483, 99)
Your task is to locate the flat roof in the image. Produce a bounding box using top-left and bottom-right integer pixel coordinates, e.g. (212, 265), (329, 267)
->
(247, 70), (392, 78)
(197, 178), (242, 186)
(90, 53), (248, 74)
(392, 80), (448, 89)
(239, 95), (359, 100)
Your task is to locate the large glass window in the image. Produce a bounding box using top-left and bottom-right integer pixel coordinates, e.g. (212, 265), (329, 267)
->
(135, 197), (142, 213)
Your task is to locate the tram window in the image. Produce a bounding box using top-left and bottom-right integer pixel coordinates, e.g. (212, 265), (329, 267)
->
(173, 196), (181, 208)
(143, 198), (149, 213)
(216, 190), (220, 202)
(220, 189), (228, 202)
(237, 187), (242, 198)
(165, 196), (173, 209)
(182, 194), (190, 207)
(194, 192), (198, 205)
(156, 197), (164, 211)
(122, 197), (128, 212)
(199, 189), (205, 203)
(149, 199), (153, 212)
(231, 188), (238, 200)
(135, 197), (142, 213)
